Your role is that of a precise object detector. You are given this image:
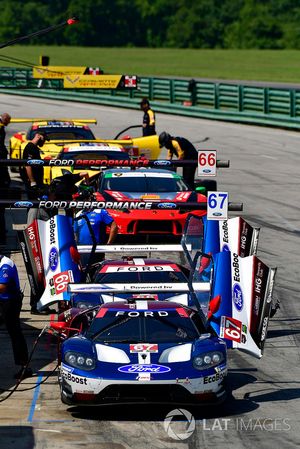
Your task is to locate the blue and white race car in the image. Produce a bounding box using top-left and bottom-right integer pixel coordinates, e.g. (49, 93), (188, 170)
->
(58, 299), (227, 406)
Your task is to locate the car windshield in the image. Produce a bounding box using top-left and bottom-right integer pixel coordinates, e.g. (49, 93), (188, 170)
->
(87, 309), (203, 343)
(59, 151), (130, 161)
(94, 269), (187, 284)
(28, 127), (96, 141)
(101, 174), (189, 192)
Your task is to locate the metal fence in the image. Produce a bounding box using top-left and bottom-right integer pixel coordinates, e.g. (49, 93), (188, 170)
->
(1, 67), (300, 129)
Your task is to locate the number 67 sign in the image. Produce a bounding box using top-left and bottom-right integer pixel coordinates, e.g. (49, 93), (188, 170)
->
(207, 191), (228, 220)
(198, 150), (217, 177)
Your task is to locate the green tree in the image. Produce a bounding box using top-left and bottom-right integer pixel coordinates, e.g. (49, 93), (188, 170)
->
(224, 0), (283, 49)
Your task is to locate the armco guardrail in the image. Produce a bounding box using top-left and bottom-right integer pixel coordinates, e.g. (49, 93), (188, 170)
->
(1, 67), (300, 129)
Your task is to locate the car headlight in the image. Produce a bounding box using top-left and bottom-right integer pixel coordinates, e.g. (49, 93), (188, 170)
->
(64, 351), (96, 371)
(193, 351), (224, 370)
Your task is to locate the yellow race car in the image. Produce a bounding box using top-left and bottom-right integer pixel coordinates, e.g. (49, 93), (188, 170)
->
(9, 119), (98, 161)
(9, 120), (161, 171)
(44, 143), (132, 184)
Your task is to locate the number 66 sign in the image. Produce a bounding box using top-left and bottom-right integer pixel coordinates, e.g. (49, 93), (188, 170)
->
(198, 150), (217, 177)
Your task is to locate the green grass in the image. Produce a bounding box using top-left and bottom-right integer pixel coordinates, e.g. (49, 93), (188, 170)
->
(1, 46), (300, 83)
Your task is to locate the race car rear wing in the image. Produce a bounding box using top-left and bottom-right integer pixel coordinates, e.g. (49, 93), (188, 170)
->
(210, 250), (276, 359)
(181, 214), (260, 265)
(77, 244), (192, 254)
(67, 282), (210, 294)
(11, 118), (97, 124)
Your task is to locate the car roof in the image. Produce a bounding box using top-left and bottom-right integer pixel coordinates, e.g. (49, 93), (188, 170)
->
(31, 120), (90, 128)
(102, 168), (179, 177)
(62, 145), (125, 153)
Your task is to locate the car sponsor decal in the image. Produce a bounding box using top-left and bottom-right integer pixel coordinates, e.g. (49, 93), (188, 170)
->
(103, 265), (178, 273)
(220, 316), (244, 343)
(49, 247), (59, 271)
(14, 201), (33, 208)
(157, 202), (177, 209)
(153, 160), (171, 166)
(203, 369), (227, 384)
(53, 270), (74, 294)
(115, 310), (169, 317)
(130, 343), (158, 353)
(62, 371), (88, 385)
(140, 194), (160, 200)
(27, 159), (44, 165)
(233, 283), (243, 311)
(174, 192), (191, 201)
(118, 364), (170, 374)
(38, 200), (153, 210)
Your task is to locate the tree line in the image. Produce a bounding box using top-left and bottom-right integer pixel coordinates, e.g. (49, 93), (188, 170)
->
(1, 0), (300, 49)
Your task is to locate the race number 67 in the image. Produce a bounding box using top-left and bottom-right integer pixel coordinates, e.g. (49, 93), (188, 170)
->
(197, 150), (217, 177)
(207, 191), (228, 220)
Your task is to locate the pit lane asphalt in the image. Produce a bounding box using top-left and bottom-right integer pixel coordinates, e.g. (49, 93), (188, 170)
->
(0, 93), (299, 449)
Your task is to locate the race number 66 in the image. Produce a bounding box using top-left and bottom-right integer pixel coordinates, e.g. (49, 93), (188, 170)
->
(53, 270), (73, 294)
(198, 150), (217, 177)
(207, 191), (228, 220)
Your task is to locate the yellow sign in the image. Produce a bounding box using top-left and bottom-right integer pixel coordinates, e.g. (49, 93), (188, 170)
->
(64, 75), (122, 89)
(33, 66), (86, 79)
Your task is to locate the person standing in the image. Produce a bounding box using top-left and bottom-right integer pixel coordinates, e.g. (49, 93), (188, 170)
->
(20, 132), (48, 199)
(74, 208), (118, 265)
(0, 113), (11, 246)
(0, 254), (32, 379)
(158, 132), (198, 189)
(140, 98), (156, 136)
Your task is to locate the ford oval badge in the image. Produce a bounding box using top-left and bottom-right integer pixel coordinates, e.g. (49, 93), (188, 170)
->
(49, 247), (59, 271)
(118, 364), (170, 374)
(233, 283), (243, 311)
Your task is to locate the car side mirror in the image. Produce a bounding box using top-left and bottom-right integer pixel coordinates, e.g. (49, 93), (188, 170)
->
(195, 186), (206, 194)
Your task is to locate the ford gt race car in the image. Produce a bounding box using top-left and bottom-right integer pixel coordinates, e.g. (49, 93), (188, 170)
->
(58, 299), (228, 406)
(44, 143), (131, 184)
(9, 119), (97, 161)
(9, 120), (161, 165)
(93, 168), (208, 238)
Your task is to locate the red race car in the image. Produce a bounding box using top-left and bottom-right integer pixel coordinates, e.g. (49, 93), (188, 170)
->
(93, 168), (208, 238)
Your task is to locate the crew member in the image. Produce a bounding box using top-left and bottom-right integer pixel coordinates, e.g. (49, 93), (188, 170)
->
(20, 132), (49, 199)
(27, 171), (90, 225)
(0, 254), (32, 379)
(159, 132), (198, 189)
(0, 113), (11, 245)
(140, 98), (156, 136)
(74, 208), (118, 265)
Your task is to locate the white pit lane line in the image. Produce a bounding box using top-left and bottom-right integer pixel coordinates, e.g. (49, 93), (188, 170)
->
(260, 154), (278, 160)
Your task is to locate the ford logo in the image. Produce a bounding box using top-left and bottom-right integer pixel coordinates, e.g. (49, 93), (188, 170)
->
(118, 364), (171, 374)
(212, 212), (222, 216)
(157, 202), (177, 209)
(49, 247), (59, 271)
(233, 283), (243, 311)
(14, 201), (33, 208)
(153, 160), (171, 166)
(27, 159), (44, 165)
(222, 244), (230, 252)
(203, 169), (212, 173)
